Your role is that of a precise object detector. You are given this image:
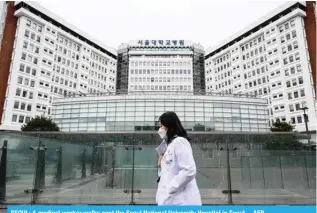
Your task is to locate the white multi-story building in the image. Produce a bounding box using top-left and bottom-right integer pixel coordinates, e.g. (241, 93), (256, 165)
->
(116, 40), (205, 95)
(0, 1), (117, 131)
(205, 1), (316, 133)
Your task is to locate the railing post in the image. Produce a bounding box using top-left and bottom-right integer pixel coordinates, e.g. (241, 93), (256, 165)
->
(55, 146), (62, 184)
(111, 146), (115, 188)
(34, 140), (46, 190)
(304, 155), (310, 189)
(95, 144), (106, 174)
(221, 136), (240, 204)
(248, 156), (252, 188)
(261, 156), (266, 189)
(130, 140), (136, 205)
(81, 148), (86, 178)
(39, 146), (46, 189)
(91, 142), (97, 176)
(124, 142), (142, 205)
(278, 156), (284, 189)
(226, 139), (233, 204)
(28, 139), (46, 204)
(0, 140), (8, 203)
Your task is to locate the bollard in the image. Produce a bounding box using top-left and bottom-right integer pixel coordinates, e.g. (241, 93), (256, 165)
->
(55, 146), (62, 184)
(0, 140), (8, 203)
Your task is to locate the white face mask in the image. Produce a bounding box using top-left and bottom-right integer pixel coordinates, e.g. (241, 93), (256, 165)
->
(158, 127), (167, 139)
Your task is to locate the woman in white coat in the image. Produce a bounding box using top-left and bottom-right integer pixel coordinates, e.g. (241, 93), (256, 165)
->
(156, 111), (202, 206)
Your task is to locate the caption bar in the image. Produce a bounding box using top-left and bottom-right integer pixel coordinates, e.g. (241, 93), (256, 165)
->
(8, 206), (317, 213)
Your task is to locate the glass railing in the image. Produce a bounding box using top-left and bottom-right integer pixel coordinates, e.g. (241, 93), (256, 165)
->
(0, 131), (315, 205)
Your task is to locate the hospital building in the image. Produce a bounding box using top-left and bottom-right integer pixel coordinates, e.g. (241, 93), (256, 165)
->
(0, 1), (316, 134)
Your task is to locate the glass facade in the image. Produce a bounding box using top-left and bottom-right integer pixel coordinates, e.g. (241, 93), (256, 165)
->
(116, 47), (129, 94)
(193, 46), (206, 94)
(52, 93), (269, 132)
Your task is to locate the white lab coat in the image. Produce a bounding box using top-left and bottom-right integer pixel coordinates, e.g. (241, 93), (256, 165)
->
(156, 137), (202, 205)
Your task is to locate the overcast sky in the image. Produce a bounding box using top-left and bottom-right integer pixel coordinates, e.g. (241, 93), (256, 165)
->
(37, 0), (286, 50)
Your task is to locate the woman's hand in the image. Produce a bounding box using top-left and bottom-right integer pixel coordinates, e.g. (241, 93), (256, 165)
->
(157, 153), (164, 168)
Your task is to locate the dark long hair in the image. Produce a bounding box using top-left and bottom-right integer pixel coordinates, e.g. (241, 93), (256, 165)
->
(159, 111), (190, 144)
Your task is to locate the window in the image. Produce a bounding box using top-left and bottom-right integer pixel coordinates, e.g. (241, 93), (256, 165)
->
(297, 64), (302, 72)
(294, 91), (299, 98)
(14, 101), (19, 109)
(25, 66), (30, 74)
(300, 89), (305, 97)
(297, 116), (302, 123)
(290, 20), (295, 27)
(286, 81), (291, 88)
(281, 36), (285, 43)
(24, 78), (29, 86)
(289, 105), (294, 112)
(27, 55), (32, 62)
(17, 76), (23, 84)
(295, 53), (300, 61)
(21, 53), (26, 60)
(22, 90), (27, 98)
(288, 67), (294, 75)
(23, 41), (28, 49)
(24, 30), (29, 37)
(287, 44), (292, 52)
(289, 55), (294, 63)
(298, 76), (303, 84)
(283, 58), (288, 65)
(19, 64), (25, 72)
(16, 88), (21, 96)
(286, 33), (291, 40)
(27, 104), (32, 111)
(18, 115), (24, 123)
(292, 30), (297, 38)
(26, 20), (31, 27)
(30, 80), (35, 87)
(291, 117), (296, 124)
(20, 103), (26, 110)
(25, 116), (31, 123)
(293, 41), (298, 49)
(12, 115), (17, 122)
(292, 78), (297, 86)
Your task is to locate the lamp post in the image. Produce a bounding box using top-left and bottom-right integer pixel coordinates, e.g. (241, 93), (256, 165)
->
(300, 107), (311, 150)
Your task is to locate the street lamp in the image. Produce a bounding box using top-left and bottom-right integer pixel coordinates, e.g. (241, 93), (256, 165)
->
(300, 107), (311, 150)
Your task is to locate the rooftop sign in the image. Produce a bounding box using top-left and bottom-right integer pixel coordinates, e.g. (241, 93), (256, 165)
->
(136, 40), (185, 46)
